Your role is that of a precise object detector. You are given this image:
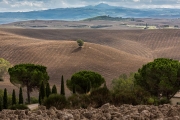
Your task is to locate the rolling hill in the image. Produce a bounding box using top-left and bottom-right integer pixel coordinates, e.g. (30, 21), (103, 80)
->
(1, 28), (180, 95)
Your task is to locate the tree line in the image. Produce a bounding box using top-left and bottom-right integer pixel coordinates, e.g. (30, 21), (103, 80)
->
(0, 57), (180, 110)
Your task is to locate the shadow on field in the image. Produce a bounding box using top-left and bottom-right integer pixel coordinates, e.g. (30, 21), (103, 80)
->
(72, 47), (82, 53)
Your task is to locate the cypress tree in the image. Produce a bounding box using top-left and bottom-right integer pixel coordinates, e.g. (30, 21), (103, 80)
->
(19, 87), (23, 104)
(60, 75), (65, 95)
(40, 81), (46, 100)
(0, 97), (2, 111)
(12, 89), (16, 105)
(39, 91), (41, 105)
(39, 81), (46, 105)
(46, 82), (51, 97)
(73, 84), (76, 94)
(3, 88), (8, 109)
(52, 85), (57, 94)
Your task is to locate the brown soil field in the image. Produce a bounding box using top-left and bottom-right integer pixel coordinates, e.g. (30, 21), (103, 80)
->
(1, 28), (180, 96)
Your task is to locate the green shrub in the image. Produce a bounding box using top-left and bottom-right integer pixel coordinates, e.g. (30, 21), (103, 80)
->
(43, 94), (67, 110)
(90, 87), (112, 108)
(30, 97), (38, 104)
(76, 39), (84, 47)
(67, 94), (90, 109)
(159, 97), (170, 104)
(79, 94), (90, 109)
(147, 97), (154, 105)
(112, 92), (138, 105)
(9, 104), (29, 110)
(26, 97), (38, 104)
(67, 94), (80, 108)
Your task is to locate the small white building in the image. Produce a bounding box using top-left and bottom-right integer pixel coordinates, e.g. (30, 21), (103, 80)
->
(171, 92), (180, 105)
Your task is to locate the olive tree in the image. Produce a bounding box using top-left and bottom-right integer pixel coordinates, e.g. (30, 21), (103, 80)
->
(134, 58), (180, 101)
(8, 64), (49, 104)
(0, 58), (11, 81)
(111, 73), (134, 93)
(77, 39), (84, 47)
(67, 71), (105, 94)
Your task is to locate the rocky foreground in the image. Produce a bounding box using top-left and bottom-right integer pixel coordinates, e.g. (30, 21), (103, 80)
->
(0, 103), (180, 120)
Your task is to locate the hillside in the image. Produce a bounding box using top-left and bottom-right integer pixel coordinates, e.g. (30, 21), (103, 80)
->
(0, 29), (151, 95)
(1, 28), (180, 96)
(2, 29), (180, 60)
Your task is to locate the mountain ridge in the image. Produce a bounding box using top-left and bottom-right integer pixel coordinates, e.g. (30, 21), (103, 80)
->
(0, 3), (180, 24)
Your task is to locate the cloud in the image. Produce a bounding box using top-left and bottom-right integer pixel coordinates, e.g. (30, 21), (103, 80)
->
(0, 0), (180, 12)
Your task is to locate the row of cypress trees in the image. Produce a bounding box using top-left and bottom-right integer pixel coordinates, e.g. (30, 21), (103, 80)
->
(39, 75), (65, 104)
(0, 75), (65, 109)
(0, 87), (24, 111)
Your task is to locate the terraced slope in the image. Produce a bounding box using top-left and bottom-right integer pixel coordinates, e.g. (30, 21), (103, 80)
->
(0, 30), (150, 95)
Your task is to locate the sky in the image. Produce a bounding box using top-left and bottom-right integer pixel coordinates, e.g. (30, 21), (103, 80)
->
(1, 0), (180, 12)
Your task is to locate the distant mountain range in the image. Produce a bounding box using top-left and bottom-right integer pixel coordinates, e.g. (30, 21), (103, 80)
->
(0, 3), (180, 24)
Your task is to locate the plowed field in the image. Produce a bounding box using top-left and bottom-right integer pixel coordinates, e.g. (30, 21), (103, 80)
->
(1, 28), (180, 95)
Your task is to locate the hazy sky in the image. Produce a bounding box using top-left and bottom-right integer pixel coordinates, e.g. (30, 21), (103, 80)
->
(1, 0), (180, 12)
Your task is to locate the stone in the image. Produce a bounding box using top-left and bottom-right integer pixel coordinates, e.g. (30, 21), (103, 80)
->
(1, 103), (180, 119)
(101, 103), (110, 110)
(63, 113), (74, 120)
(38, 106), (46, 111)
(141, 110), (151, 118)
(47, 109), (56, 116)
(104, 113), (111, 120)
(84, 112), (93, 119)
(167, 108), (180, 117)
(173, 116), (180, 120)
(36, 110), (42, 115)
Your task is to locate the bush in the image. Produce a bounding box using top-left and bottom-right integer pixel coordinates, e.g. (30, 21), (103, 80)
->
(147, 97), (154, 105)
(77, 39), (84, 47)
(78, 94), (90, 109)
(90, 87), (112, 108)
(112, 92), (139, 105)
(67, 94), (90, 109)
(26, 97), (38, 104)
(159, 97), (170, 104)
(67, 94), (80, 108)
(43, 94), (67, 110)
(9, 104), (29, 110)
